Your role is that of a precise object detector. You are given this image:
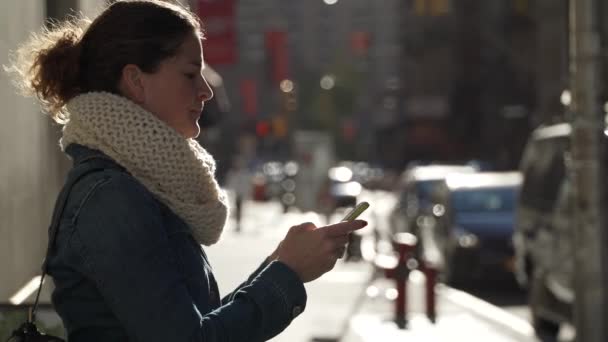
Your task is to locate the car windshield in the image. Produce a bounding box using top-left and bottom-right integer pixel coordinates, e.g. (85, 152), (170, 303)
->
(451, 187), (517, 213)
(416, 180), (439, 201)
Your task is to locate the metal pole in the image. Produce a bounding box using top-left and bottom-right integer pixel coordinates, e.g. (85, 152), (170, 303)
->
(568, 0), (607, 340)
(423, 262), (437, 323)
(395, 271), (407, 329)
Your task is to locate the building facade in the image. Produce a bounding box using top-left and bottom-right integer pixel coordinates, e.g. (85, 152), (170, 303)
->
(195, 0), (405, 166)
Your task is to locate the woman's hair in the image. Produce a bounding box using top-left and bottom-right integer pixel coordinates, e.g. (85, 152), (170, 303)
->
(6, 0), (202, 123)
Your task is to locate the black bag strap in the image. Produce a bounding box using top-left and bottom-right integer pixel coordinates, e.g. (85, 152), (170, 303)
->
(30, 156), (108, 323)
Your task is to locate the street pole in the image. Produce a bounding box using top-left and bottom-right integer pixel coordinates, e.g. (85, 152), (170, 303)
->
(568, 0), (607, 340)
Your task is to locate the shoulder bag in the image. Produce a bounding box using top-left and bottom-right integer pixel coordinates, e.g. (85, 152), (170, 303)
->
(7, 164), (105, 342)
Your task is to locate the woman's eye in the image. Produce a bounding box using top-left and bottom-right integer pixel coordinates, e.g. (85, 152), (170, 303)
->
(185, 73), (196, 79)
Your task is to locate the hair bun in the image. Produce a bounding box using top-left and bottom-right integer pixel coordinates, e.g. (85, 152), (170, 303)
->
(32, 26), (84, 120)
(7, 1), (201, 124)
(6, 20), (85, 123)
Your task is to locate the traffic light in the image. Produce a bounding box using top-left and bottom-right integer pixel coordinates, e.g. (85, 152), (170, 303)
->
(272, 116), (288, 139)
(280, 79), (297, 113)
(255, 120), (271, 138)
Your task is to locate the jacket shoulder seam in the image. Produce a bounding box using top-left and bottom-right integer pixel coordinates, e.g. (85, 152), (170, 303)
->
(71, 175), (113, 223)
(70, 169), (154, 222)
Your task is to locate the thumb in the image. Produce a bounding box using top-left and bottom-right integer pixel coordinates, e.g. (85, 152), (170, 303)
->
(297, 222), (317, 232)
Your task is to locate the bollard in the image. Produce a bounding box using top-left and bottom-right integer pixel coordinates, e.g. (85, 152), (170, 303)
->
(422, 262), (438, 323)
(375, 232), (417, 329)
(386, 262), (408, 329)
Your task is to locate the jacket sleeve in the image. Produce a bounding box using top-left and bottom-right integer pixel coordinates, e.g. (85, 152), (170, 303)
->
(221, 258), (273, 305)
(70, 173), (307, 342)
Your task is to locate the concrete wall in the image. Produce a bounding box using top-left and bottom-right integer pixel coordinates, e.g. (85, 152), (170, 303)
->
(0, 1), (57, 302)
(0, 0), (108, 303)
(79, 0), (107, 18)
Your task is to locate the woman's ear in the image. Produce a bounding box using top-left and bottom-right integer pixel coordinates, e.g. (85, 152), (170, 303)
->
(118, 64), (145, 104)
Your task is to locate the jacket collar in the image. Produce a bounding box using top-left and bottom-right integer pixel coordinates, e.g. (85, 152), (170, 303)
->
(65, 143), (126, 172)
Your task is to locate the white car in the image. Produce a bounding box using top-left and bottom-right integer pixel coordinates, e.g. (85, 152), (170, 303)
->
(513, 123), (574, 339)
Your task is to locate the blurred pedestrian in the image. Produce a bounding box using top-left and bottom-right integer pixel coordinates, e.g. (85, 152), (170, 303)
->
(5, 1), (367, 341)
(225, 156), (252, 233)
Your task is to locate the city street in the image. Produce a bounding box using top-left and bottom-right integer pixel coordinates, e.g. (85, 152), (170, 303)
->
(207, 197), (574, 342)
(2, 0), (607, 340)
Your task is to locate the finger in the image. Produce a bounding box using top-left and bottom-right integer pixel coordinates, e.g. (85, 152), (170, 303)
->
(322, 236), (348, 257)
(322, 239), (338, 255)
(293, 222), (316, 232)
(329, 234), (349, 246)
(336, 246), (346, 259)
(326, 256), (338, 271)
(319, 220), (367, 237)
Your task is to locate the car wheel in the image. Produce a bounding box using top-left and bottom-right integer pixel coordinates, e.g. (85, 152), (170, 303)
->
(443, 249), (467, 287)
(530, 275), (561, 340)
(532, 316), (560, 341)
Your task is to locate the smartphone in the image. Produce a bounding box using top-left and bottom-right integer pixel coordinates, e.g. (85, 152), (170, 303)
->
(341, 201), (370, 222)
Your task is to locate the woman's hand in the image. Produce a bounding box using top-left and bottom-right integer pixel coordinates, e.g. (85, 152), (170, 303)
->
(275, 220), (367, 283)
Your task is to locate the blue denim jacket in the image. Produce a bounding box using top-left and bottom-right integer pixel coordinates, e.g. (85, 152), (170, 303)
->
(47, 144), (307, 341)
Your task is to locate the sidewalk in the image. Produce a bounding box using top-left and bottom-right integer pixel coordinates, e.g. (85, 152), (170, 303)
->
(221, 199), (573, 342)
(339, 271), (540, 342)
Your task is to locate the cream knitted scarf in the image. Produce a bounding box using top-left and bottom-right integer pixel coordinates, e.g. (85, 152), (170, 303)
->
(61, 92), (229, 246)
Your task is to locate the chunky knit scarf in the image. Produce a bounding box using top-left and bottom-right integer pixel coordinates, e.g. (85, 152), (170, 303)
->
(61, 92), (229, 246)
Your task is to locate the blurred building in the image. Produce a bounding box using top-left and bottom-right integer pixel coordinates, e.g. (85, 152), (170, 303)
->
(192, 0), (406, 165)
(193, 0), (560, 170)
(387, 0), (539, 170)
(532, 0), (568, 126)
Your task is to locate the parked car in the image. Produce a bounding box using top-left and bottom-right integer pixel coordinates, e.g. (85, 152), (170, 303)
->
(513, 123), (574, 338)
(426, 172), (522, 286)
(388, 164), (477, 240)
(252, 160), (298, 212)
(319, 161), (383, 261)
(254, 160), (299, 212)
(319, 163), (364, 217)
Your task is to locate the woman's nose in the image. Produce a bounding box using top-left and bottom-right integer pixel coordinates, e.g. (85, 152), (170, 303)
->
(198, 76), (214, 102)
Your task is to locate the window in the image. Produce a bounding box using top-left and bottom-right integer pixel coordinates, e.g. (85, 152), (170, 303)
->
(414, 0), (450, 16)
(513, 0), (529, 15)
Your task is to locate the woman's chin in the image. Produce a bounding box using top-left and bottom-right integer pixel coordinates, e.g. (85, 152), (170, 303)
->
(177, 124), (201, 139)
(187, 124), (201, 139)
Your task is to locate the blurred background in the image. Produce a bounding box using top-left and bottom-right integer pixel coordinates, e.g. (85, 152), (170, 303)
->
(1, 0), (608, 341)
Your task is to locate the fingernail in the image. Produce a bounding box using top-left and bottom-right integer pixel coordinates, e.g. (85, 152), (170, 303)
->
(359, 220), (368, 228)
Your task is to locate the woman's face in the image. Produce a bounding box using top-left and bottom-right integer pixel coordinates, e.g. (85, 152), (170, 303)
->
(139, 33), (213, 139)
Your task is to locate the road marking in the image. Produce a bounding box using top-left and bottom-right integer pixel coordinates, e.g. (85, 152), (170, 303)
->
(439, 284), (535, 337)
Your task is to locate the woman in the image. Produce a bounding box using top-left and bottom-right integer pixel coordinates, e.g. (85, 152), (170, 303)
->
(7, 1), (366, 341)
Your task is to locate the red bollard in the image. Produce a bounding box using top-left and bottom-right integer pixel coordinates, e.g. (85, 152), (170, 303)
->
(389, 269), (407, 328)
(422, 262), (438, 323)
(381, 232), (417, 329)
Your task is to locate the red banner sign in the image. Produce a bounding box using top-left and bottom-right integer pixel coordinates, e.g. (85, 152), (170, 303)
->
(265, 31), (289, 84)
(240, 79), (258, 117)
(197, 0), (237, 65)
